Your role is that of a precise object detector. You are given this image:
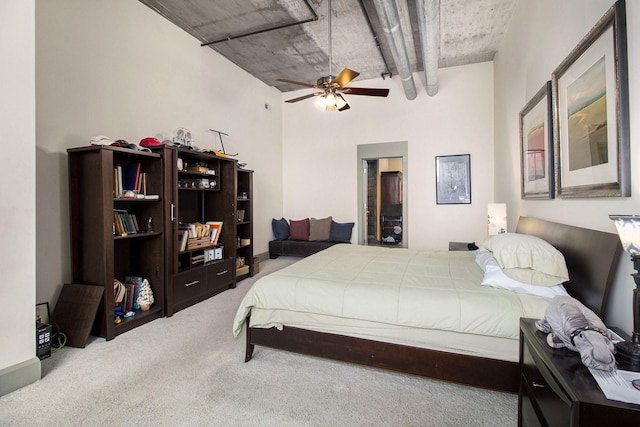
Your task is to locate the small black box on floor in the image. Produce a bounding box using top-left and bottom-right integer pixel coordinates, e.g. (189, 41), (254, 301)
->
(36, 323), (52, 360)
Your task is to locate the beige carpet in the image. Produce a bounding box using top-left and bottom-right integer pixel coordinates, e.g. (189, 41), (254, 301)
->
(0, 257), (517, 426)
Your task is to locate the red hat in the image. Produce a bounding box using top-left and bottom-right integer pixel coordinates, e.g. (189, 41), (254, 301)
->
(140, 137), (164, 148)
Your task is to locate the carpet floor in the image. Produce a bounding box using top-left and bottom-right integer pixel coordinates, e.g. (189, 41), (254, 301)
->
(0, 257), (517, 426)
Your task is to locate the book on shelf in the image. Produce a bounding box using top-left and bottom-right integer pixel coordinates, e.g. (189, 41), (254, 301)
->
(137, 172), (146, 195)
(124, 275), (142, 309)
(113, 166), (123, 198)
(121, 163), (141, 191)
(178, 230), (189, 252)
(206, 221), (223, 245)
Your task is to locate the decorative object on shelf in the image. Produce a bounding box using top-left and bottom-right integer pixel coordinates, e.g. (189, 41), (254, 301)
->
(435, 154), (471, 205)
(139, 137), (164, 148)
(186, 163), (209, 173)
(207, 128), (238, 157)
(553, 1), (630, 198)
(172, 127), (192, 146)
(520, 81), (554, 199)
(609, 214), (640, 371)
(137, 279), (154, 311)
(487, 203), (507, 235)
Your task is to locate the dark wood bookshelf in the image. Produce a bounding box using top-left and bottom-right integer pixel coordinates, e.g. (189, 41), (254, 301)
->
(67, 145), (165, 341)
(235, 168), (254, 281)
(157, 146), (238, 316)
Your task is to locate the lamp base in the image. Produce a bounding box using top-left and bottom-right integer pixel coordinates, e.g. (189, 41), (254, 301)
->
(615, 341), (640, 372)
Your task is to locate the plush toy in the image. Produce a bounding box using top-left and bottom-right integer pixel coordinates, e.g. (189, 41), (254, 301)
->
(535, 295), (616, 371)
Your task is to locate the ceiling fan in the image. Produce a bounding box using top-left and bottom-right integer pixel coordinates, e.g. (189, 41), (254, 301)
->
(277, 0), (389, 111)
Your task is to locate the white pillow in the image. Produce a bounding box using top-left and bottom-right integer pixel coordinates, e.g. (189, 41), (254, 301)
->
(482, 233), (569, 286)
(475, 252), (568, 299)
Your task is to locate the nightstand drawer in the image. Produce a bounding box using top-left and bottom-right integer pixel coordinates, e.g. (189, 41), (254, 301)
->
(522, 338), (571, 427)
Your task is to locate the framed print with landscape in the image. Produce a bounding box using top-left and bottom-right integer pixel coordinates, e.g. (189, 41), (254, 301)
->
(552, 0), (630, 198)
(520, 81), (554, 199)
(435, 154), (471, 205)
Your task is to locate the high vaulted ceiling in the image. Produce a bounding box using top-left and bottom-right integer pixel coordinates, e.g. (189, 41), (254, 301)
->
(139, 0), (516, 98)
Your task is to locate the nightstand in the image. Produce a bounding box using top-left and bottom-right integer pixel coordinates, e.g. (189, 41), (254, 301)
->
(518, 318), (640, 426)
(448, 241), (474, 251)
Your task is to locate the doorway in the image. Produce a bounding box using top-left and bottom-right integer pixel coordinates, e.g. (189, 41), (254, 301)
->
(357, 142), (408, 248)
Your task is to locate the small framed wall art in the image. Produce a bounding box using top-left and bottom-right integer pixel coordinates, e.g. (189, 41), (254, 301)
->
(36, 302), (50, 325)
(552, 0), (630, 198)
(520, 81), (554, 199)
(435, 154), (471, 205)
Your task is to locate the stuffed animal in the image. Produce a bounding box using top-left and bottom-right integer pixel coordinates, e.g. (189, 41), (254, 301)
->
(535, 295), (616, 371)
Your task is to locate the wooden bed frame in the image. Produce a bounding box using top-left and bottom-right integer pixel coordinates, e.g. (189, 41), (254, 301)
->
(244, 217), (622, 392)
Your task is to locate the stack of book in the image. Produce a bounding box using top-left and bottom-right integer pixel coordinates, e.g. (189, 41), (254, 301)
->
(114, 275), (142, 314)
(114, 209), (140, 236)
(113, 163), (158, 199)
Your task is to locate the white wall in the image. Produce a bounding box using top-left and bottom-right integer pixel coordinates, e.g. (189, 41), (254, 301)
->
(35, 0), (284, 307)
(0, 0), (37, 386)
(282, 62), (495, 250)
(494, 0), (640, 332)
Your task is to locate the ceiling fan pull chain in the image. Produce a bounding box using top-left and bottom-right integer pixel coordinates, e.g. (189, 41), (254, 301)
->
(328, 0), (332, 79)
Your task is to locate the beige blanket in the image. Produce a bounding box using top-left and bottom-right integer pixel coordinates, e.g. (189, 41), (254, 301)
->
(233, 245), (549, 346)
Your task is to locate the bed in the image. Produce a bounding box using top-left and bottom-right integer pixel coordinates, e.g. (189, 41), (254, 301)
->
(233, 217), (622, 392)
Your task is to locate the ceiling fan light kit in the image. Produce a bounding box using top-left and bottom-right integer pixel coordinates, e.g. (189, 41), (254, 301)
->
(278, 0), (389, 112)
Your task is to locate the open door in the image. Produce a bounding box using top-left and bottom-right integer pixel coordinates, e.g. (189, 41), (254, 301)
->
(357, 142), (408, 247)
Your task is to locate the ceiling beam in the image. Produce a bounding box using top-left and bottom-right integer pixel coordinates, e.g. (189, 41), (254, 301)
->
(417, 0), (440, 96)
(372, 0), (417, 100)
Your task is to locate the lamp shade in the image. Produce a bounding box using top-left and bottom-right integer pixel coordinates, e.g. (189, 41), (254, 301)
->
(488, 203), (507, 235)
(609, 215), (640, 254)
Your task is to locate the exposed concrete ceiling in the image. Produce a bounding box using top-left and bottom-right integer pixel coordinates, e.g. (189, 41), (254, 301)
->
(139, 0), (516, 97)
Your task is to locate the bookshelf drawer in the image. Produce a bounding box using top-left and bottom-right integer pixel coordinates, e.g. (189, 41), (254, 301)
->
(207, 259), (234, 288)
(173, 269), (207, 303)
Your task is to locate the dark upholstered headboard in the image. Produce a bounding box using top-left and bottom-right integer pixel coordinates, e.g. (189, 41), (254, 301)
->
(515, 216), (622, 319)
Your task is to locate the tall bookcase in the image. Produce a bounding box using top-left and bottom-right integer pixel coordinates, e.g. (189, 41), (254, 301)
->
(235, 168), (253, 280)
(67, 146), (165, 340)
(159, 147), (237, 316)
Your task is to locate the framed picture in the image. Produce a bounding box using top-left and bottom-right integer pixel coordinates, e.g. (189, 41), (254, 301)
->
(435, 154), (471, 204)
(36, 302), (50, 325)
(552, 0), (630, 198)
(520, 81), (554, 199)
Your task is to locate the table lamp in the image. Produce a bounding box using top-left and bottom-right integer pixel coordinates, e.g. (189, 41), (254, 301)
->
(609, 214), (640, 372)
(488, 203), (507, 235)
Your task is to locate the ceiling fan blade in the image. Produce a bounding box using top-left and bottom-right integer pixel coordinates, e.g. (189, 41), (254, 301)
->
(284, 92), (323, 103)
(338, 103), (351, 112)
(331, 68), (360, 88)
(276, 78), (317, 88)
(342, 87), (390, 97)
